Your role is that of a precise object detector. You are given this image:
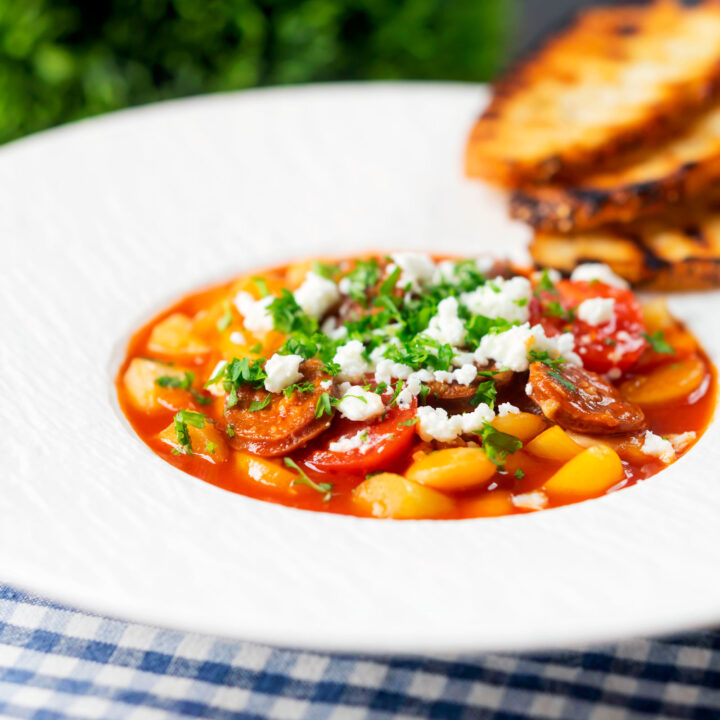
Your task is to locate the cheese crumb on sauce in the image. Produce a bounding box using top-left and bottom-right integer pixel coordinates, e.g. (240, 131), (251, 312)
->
(577, 297), (615, 326)
(337, 386), (385, 421)
(334, 340), (373, 382)
(263, 353), (304, 393)
(328, 430), (371, 454)
(388, 252), (436, 291)
(416, 404), (495, 442)
(497, 402), (520, 416)
(570, 263), (629, 289)
(474, 323), (580, 372)
(512, 491), (548, 511)
(641, 431), (676, 464)
(423, 296), (467, 347)
(234, 292), (274, 334)
(293, 271), (340, 318)
(461, 276), (531, 324)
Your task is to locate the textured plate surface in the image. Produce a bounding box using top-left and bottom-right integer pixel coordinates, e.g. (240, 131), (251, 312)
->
(2, 83), (720, 655)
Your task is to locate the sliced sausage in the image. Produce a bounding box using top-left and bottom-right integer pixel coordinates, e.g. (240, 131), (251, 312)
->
(225, 359), (334, 456)
(527, 361), (645, 435)
(426, 368), (514, 412)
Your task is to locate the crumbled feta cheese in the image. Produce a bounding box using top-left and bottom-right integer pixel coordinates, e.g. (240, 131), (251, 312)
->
(206, 360), (228, 397)
(474, 322), (581, 372)
(334, 340), (373, 382)
(234, 292), (274, 333)
(432, 260), (459, 285)
(433, 370), (454, 383)
(641, 431), (675, 464)
(606, 367), (622, 380)
(229, 331), (246, 345)
(328, 430), (370, 453)
(389, 252), (436, 291)
(451, 351), (476, 368)
(497, 402), (520, 416)
(460, 275), (531, 323)
(525, 382), (533, 395)
(293, 271), (339, 318)
(570, 263), (629, 289)
(668, 431), (696, 453)
(338, 277), (351, 294)
(320, 379), (332, 390)
(374, 358), (413, 386)
(423, 297), (467, 346)
(321, 316), (348, 340)
(337, 386), (385, 421)
(512, 491), (548, 511)
(416, 404), (494, 442)
(453, 363), (478, 386)
(263, 353), (304, 393)
(395, 368), (434, 409)
(577, 297), (615, 326)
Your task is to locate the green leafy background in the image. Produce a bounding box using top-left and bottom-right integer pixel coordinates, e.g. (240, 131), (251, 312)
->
(0, 0), (512, 145)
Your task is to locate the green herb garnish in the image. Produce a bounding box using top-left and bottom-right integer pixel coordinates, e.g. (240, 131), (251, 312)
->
(548, 368), (576, 393)
(283, 458), (333, 501)
(248, 394), (272, 412)
(469, 380), (497, 409)
(473, 423), (523, 466)
(643, 330), (674, 355)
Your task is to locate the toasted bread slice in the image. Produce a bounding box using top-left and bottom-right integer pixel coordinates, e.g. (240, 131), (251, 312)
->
(529, 232), (653, 285)
(530, 207), (720, 290)
(466, 1), (720, 187)
(510, 103), (720, 232)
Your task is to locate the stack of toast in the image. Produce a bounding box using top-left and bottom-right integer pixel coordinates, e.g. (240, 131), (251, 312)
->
(465, 0), (720, 290)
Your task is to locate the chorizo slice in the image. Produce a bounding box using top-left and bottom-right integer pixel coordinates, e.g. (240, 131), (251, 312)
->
(225, 359), (334, 456)
(426, 368), (514, 412)
(527, 361), (645, 435)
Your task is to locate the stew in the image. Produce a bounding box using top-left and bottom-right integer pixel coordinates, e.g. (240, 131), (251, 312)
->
(116, 254), (716, 519)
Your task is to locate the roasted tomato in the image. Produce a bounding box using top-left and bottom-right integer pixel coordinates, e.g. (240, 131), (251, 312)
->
(301, 401), (417, 474)
(531, 280), (648, 373)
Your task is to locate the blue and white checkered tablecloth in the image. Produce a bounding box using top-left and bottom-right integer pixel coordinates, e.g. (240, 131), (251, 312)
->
(0, 585), (718, 720)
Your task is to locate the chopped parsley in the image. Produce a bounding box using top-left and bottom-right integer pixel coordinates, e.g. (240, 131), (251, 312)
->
(470, 380), (497, 409)
(344, 259), (380, 306)
(225, 424), (236, 438)
(156, 371), (194, 390)
(156, 372), (211, 405)
(248, 394), (272, 412)
(216, 302), (233, 331)
(474, 424), (523, 466)
(547, 368), (576, 393)
(315, 392), (337, 418)
(268, 290), (317, 335)
(312, 261), (340, 279)
(251, 277), (269, 297)
(172, 410), (207, 455)
(398, 417), (419, 427)
(514, 468), (525, 479)
(282, 381), (315, 397)
(205, 441), (218, 455)
(283, 458), (333, 501)
(387, 380), (405, 407)
(528, 350), (565, 368)
(535, 269), (557, 295)
(643, 330), (674, 355)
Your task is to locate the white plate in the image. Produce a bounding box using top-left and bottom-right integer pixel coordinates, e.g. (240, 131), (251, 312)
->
(2, 83), (720, 655)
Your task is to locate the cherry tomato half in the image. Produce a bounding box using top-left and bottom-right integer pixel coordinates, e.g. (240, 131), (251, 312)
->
(301, 401), (417, 474)
(531, 280), (648, 374)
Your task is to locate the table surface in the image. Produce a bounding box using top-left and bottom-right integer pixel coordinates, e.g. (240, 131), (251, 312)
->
(0, 583), (718, 720)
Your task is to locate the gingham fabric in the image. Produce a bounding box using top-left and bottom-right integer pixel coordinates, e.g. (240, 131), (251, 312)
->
(0, 585), (718, 719)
